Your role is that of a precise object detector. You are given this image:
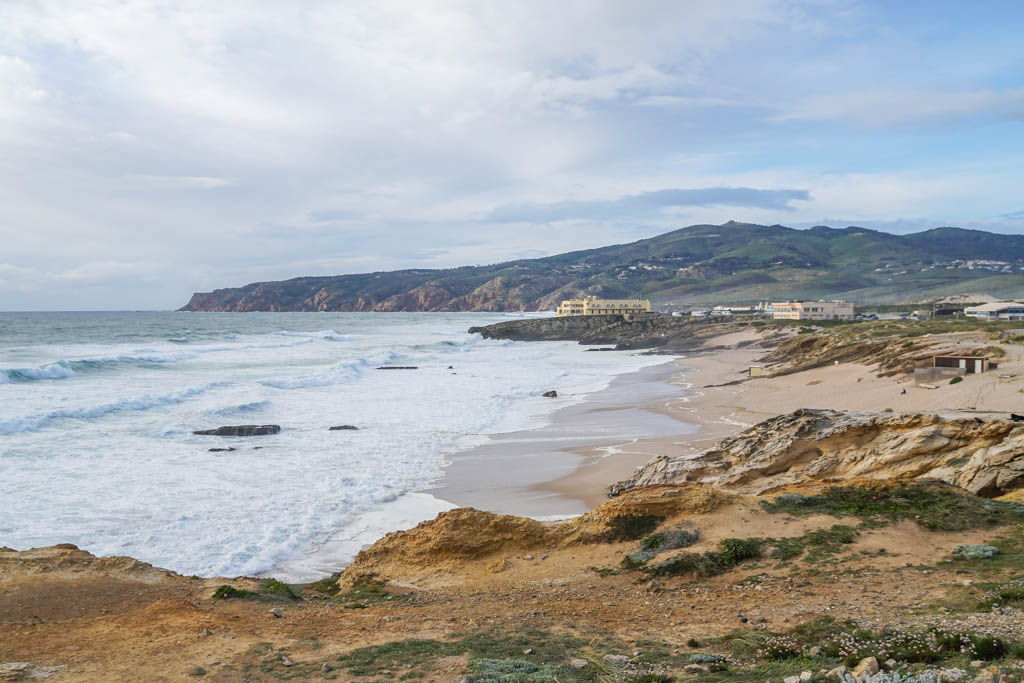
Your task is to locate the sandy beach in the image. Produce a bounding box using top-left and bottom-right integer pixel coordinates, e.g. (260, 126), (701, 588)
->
(444, 326), (1024, 514)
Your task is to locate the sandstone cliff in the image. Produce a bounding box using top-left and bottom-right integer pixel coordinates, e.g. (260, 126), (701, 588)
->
(610, 409), (1024, 498)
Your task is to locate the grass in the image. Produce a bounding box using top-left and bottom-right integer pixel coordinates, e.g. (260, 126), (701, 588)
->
(211, 579), (302, 602)
(761, 484), (1024, 531)
(333, 626), (599, 679)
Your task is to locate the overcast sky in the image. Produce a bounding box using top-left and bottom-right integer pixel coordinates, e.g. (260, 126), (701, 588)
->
(2, 1), (1024, 310)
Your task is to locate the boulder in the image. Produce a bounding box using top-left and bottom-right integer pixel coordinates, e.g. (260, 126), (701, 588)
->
(542, 390), (558, 398)
(193, 425), (281, 437)
(329, 425), (359, 431)
(852, 656), (879, 678)
(208, 447), (236, 452)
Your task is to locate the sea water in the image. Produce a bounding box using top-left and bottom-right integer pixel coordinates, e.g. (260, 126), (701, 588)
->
(0, 311), (669, 577)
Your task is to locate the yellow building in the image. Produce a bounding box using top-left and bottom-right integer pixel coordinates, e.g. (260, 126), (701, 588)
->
(771, 300), (854, 321)
(555, 296), (651, 317)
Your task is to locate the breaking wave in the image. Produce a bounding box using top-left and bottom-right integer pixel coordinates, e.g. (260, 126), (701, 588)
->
(0, 382), (228, 435)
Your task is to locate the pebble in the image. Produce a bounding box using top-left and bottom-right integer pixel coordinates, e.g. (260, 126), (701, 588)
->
(281, 657), (293, 667)
(269, 608), (283, 618)
(603, 654), (629, 667)
(523, 648), (533, 654)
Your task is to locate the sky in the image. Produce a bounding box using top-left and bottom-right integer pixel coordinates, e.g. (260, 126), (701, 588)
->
(1, 1), (1024, 310)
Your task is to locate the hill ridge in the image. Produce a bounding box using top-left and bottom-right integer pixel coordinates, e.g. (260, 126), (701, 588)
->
(180, 222), (1024, 311)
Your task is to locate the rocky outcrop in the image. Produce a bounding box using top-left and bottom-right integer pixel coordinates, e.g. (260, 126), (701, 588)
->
(0, 544), (176, 583)
(193, 425), (281, 436)
(611, 409), (1024, 498)
(468, 314), (705, 351)
(342, 484), (730, 583)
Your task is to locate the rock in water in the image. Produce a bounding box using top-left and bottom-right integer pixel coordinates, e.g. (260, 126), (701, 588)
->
(542, 390), (558, 398)
(329, 425), (359, 431)
(376, 366), (418, 370)
(193, 425), (281, 437)
(208, 447), (237, 452)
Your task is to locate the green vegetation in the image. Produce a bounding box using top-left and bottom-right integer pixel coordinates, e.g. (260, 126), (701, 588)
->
(184, 222), (1024, 313)
(761, 484), (1024, 531)
(212, 585), (252, 599)
(950, 376), (963, 384)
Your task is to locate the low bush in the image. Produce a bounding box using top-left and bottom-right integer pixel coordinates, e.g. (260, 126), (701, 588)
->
(212, 585), (252, 599)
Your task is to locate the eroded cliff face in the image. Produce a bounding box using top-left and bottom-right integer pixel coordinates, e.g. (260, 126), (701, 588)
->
(610, 409), (1024, 498)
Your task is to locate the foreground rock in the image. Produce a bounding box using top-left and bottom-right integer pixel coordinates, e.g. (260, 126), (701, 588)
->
(611, 409), (1024, 498)
(192, 425), (281, 437)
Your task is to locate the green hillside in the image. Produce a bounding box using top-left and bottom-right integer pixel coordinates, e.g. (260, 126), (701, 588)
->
(180, 222), (1024, 311)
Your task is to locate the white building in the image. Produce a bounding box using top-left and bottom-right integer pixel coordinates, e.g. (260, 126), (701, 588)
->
(964, 302), (1024, 321)
(772, 300), (855, 321)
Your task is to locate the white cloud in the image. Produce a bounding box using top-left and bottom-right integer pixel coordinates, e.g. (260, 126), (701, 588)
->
(775, 86), (1024, 127)
(129, 175), (234, 190)
(0, 1), (1022, 310)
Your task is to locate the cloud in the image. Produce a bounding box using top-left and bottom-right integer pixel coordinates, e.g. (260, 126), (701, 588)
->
(129, 175), (234, 190)
(488, 187), (811, 222)
(775, 87), (1024, 127)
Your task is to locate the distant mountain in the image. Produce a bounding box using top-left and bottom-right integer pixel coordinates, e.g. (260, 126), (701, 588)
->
(179, 222), (1024, 311)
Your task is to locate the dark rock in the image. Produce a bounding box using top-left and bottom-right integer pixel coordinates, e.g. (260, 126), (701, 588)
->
(329, 425), (359, 431)
(187, 667), (206, 677)
(208, 447), (237, 452)
(193, 425), (281, 437)
(377, 366), (418, 370)
(542, 390), (558, 398)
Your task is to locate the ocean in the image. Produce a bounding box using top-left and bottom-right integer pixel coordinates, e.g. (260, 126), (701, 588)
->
(0, 311), (669, 578)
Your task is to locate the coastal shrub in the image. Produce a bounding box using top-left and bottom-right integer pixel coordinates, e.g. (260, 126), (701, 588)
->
(760, 483), (1024, 531)
(757, 635), (801, 661)
(688, 653), (726, 664)
(652, 529), (700, 551)
(952, 544), (999, 560)
(622, 550), (657, 568)
(260, 578), (300, 600)
(601, 515), (665, 542)
(718, 538), (762, 564)
(646, 551), (728, 578)
(212, 584), (252, 599)
(950, 376), (963, 385)
(467, 658), (558, 682)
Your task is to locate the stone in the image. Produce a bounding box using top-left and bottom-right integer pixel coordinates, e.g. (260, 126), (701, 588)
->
(202, 628), (213, 636)
(0, 663), (60, 680)
(683, 664), (710, 674)
(884, 658), (897, 669)
(610, 408), (1024, 497)
(187, 667), (206, 677)
(970, 660), (986, 668)
(328, 425), (359, 430)
(523, 554), (534, 560)
(783, 676), (800, 683)
(208, 447), (236, 452)
(800, 671), (812, 681)
(569, 659), (588, 669)
(281, 657), (293, 667)
(542, 390), (558, 398)
(852, 656), (879, 678)
(321, 663), (334, 673)
(826, 666), (847, 679)
(523, 648), (533, 654)
(603, 654), (629, 667)
(377, 366), (418, 370)
(193, 425), (281, 437)
(808, 646), (822, 656)
(269, 608), (283, 618)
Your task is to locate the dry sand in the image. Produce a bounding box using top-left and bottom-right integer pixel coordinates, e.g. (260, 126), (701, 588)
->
(538, 328), (1024, 508)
